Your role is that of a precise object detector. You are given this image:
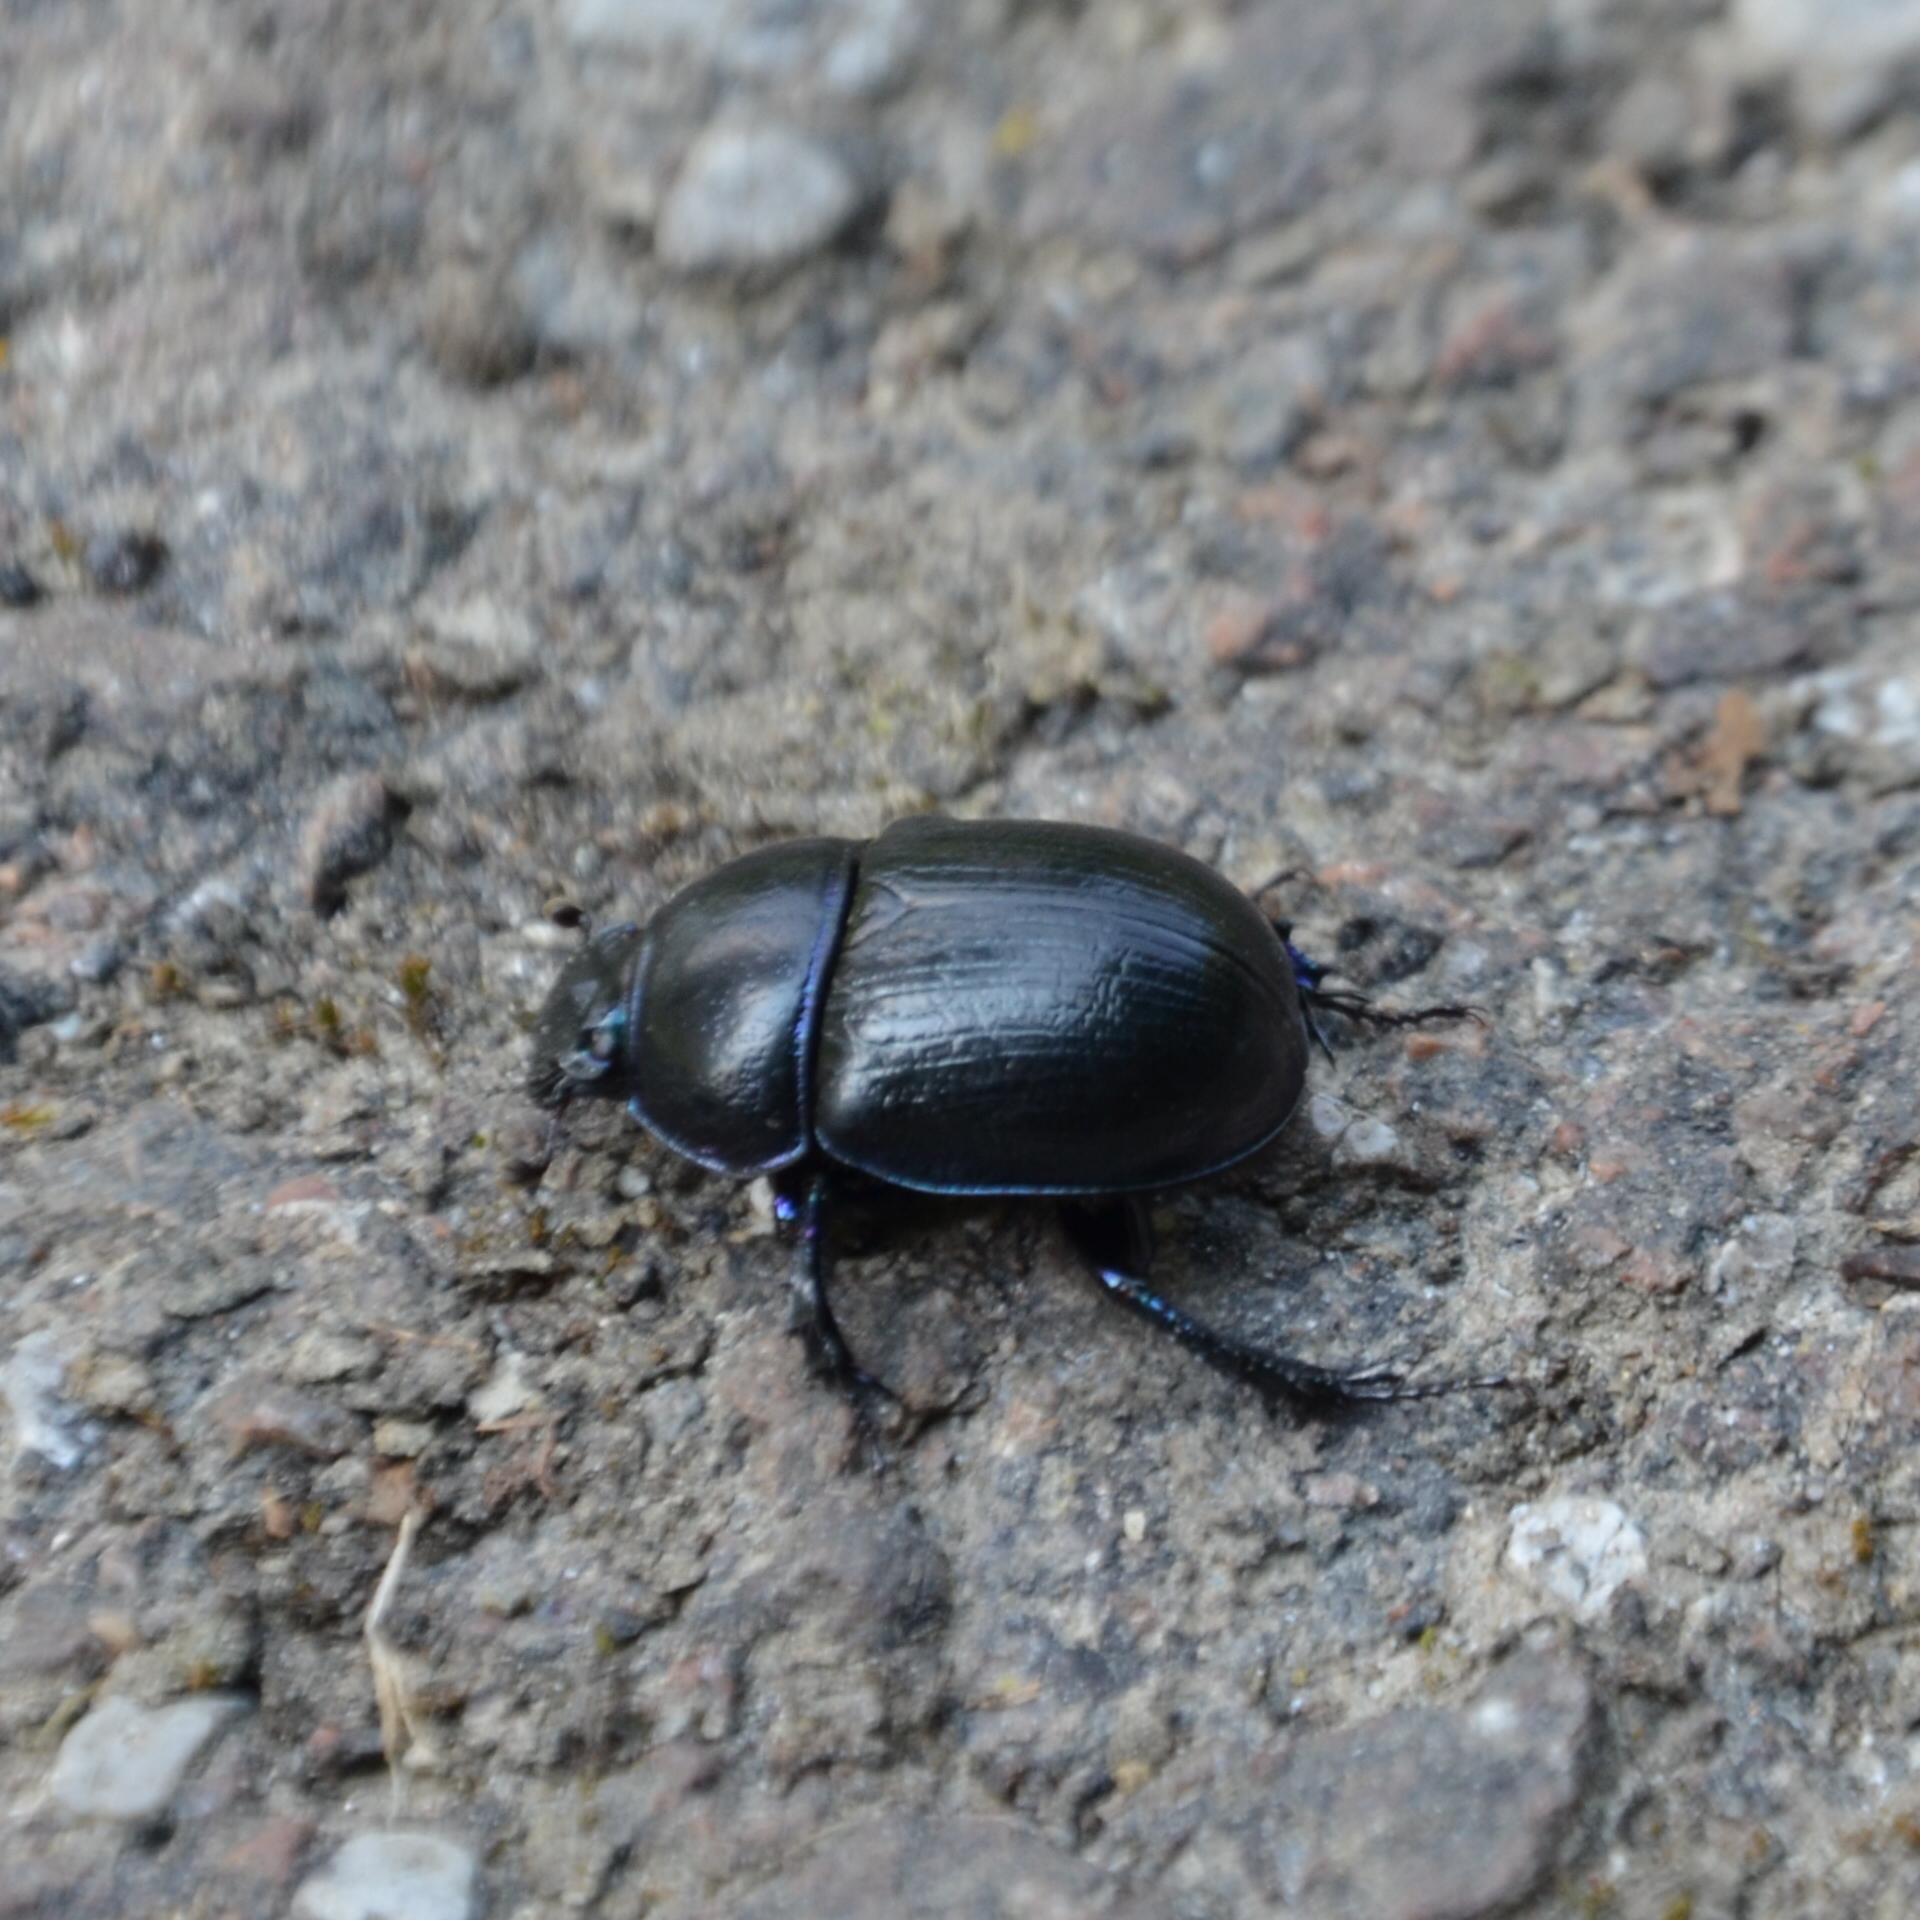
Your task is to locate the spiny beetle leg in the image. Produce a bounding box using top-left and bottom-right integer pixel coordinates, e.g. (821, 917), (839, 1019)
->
(774, 1170), (902, 1459)
(1059, 1196), (1436, 1411)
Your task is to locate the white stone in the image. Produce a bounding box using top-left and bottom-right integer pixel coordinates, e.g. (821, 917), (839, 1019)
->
(1507, 1497), (1648, 1619)
(294, 1833), (477, 1920)
(51, 1694), (245, 1821)
(1531, 956), (1575, 1019)
(3, 1329), (85, 1469)
(1708, 1213), (1798, 1296)
(822, 0), (926, 97)
(1306, 1093), (1351, 1142)
(1337, 1116), (1402, 1165)
(409, 599), (541, 698)
(513, 237), (647, 355)
(657, 125), (861, 276)
(469, 1350), (538, 1425)
(1730, 0), (1920, 136)
(1804, 668), (1920, 790)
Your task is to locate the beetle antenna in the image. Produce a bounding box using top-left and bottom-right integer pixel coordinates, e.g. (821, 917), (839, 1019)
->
(1301, 983), (1488, 1033)
(1249, 865), (1312, 907)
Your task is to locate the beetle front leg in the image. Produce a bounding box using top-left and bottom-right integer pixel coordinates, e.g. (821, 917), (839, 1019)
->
(773, 1170), (902, 1420)
(1057, 1197), (1421, 1410)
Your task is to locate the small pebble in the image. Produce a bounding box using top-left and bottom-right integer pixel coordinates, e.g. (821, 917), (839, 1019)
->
(1304, 1471), (1380, 1511)
(1507, 1497), (1648, 1619)
(294, 1832), (477, 1920)
(1709, 1213), (1797, 1295)
(373, 1417), (437, 1458)
(1732, 0), (1920, 136)
(406, 600), (541, 699)
(657, 124), (862, 276)
(50, 1694), (245, 1821)
(297, 771), (398, 915)
(822, 0), (926, 97)
(1336, 1116), (1401, 1165)
(221, 1817), (319, 1891)
(468, 1351), (539, 1426)
(3, 1331), (86, 1469)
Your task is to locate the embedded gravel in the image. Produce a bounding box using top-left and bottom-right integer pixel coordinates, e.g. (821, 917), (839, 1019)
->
(5, 3), (1920, 1916)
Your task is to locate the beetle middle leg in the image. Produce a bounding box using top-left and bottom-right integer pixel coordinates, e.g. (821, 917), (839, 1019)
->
(774, 1169), (902, 1430)
(1057, 1196), (1421, 1409)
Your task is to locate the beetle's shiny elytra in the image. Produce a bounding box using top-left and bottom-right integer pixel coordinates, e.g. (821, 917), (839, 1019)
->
(532, 815), (1483, 1413)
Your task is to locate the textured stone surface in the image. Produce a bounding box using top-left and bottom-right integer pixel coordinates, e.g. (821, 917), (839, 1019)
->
(1101, 1654), (1595, 1920)
(1261, 1653), (1595, 1920)
(730, 1813), (1162, 1920)
(3, 1), (1920, 1915)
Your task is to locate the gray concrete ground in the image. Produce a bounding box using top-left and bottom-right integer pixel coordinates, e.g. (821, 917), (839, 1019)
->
(4, 2), (1920, 1914)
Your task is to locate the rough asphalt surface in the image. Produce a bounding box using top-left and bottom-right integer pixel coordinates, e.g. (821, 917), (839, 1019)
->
(4, 1), (1920, 1914)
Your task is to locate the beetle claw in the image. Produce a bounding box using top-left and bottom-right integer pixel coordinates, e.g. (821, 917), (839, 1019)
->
(1330, 1364), (1514, 1404)
(1328, 1363), (1407, 1401)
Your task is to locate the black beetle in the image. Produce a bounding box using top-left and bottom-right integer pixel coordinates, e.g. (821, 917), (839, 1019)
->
(531, 815), (1479, 1411)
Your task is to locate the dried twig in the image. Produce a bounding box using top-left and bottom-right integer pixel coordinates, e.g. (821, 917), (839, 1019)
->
(365, 1505), (441, 1810)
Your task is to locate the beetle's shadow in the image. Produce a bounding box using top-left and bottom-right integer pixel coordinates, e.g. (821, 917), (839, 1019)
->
(811, 1178), (1018, 1428)
(817, 1179), (1449, 1430)
(784, 1131), (1507, 1439)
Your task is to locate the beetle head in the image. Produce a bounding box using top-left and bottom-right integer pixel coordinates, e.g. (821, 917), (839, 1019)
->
(529, 923), (643, 1107)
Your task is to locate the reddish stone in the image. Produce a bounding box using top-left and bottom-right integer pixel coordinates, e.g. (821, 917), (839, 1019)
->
(1566, 1227), (1630, 1273)
(264, 1174), (343, 1211)
(1434, 297), (1556, 388)
(1620, 1247), (1691, 1295)
(220, 1818), (316, 1888)
(206, 1372), (362, 1458)
(1842, 1244), (1920, 1288)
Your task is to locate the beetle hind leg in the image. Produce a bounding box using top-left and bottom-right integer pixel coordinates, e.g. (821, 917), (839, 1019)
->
(1059, 1197), (1432, 1410)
